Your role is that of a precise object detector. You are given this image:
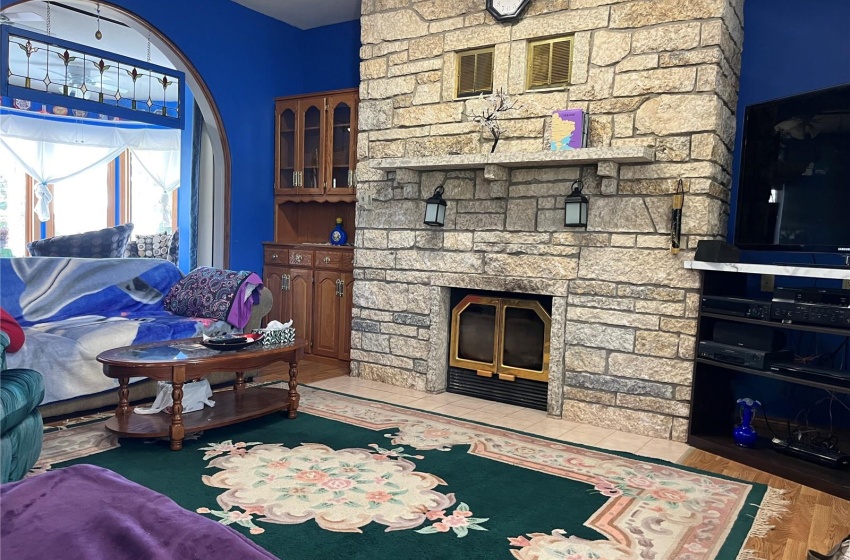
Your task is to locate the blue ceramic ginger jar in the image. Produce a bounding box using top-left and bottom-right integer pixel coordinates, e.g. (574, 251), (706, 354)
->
(329, 217), (348, 246)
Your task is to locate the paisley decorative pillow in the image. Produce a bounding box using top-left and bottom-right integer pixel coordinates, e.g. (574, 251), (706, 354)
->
(162, 267), (252, 323)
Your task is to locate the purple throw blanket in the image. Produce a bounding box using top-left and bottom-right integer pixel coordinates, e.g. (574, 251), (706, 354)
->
(1, 465), (278, 560)
(162, 267), (264, 329)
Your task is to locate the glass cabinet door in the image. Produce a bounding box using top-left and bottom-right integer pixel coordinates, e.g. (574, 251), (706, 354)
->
(327, 93), (358, 195)
(331, 101), (351, 190)
(277, 104), (297, 191)
(301, 103), (323, 192)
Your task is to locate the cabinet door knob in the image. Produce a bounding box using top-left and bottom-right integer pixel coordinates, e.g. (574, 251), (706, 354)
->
(323, 256), (331, 264)
(294, 254), (303, 263)
(271, 253), (278, 260)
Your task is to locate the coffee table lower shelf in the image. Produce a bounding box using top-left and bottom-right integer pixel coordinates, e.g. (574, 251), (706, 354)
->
(105, 387), (291, 438)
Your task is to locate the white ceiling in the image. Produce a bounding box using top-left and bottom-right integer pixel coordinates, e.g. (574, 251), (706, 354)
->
(230, 0), (361, 30)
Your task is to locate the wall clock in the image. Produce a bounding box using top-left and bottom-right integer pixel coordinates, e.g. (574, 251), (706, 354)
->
(486, 0), (532, 22)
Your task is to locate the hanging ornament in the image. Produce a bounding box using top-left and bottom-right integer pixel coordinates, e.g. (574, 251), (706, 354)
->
(95, 3), (103, 40)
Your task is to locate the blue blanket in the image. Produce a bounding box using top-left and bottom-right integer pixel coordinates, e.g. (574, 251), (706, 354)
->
(1, 258), (237, 405)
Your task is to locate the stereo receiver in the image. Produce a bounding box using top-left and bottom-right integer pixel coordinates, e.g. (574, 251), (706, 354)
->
(701, 296), (771, 320)
(773, 286), (850, 307)
(770, 301), (850, 327)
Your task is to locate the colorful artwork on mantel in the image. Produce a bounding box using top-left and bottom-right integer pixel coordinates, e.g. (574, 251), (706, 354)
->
(550, 109), (588, 150)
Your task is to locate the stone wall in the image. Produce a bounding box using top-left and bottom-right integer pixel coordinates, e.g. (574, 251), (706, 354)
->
(352, 0), (743, 441)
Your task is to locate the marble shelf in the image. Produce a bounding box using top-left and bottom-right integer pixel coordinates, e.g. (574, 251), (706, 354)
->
(684, 260), (850, 280)
(371, 146), (655, 173)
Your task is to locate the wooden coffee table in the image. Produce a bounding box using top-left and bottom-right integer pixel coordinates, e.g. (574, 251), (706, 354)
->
(97, 338), (306, 450)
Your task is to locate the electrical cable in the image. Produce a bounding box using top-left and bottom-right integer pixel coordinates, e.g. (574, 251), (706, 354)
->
(760, 406), (788, 446)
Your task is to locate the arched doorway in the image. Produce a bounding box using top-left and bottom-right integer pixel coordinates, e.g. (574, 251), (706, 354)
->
(0, 0), (230, 267)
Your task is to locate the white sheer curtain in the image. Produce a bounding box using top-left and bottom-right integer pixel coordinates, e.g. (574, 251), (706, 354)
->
(0, 111), (181, 222)
(130, 148), (181, 192)
(0, 138), (123, 221)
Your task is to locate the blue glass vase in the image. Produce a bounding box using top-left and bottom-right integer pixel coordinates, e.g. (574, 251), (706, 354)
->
(733, 398), (761, 448)
(329, 217), (348, 246)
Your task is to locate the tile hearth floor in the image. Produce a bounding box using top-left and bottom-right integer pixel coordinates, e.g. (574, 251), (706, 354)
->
(299, 372), (690, 463)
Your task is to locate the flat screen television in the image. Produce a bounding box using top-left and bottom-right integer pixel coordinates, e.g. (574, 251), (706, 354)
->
(734, 83), (850, 254)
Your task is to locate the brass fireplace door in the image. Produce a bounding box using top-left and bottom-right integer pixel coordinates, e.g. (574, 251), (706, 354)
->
(449, 296), (551, 382)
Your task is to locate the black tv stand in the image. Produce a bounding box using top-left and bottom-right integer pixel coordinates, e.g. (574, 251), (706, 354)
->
(687, 260), (850, 499)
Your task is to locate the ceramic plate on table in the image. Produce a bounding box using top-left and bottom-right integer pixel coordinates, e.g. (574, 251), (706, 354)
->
(201, 334), (263, 351)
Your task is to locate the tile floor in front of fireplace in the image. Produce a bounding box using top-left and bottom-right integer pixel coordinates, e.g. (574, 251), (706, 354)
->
(304, 375), (691, 463)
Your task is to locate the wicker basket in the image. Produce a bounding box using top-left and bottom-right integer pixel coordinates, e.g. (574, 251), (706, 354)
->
(252, 327), (296, 346)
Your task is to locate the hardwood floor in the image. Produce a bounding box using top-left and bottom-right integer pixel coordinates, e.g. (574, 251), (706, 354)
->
(254, 356), (349, 385)
(682, 448), (850, 557)
(276, 358), (850, 556)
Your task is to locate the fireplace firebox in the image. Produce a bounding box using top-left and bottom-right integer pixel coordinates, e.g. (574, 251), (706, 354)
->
(447, 290), (551, 410)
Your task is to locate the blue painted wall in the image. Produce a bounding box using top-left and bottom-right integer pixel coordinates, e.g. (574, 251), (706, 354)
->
(302, 21), (362, 93)
(95, 0), (359, 274)
(727, 1), (850, 423)
(728, 0), (850, 248)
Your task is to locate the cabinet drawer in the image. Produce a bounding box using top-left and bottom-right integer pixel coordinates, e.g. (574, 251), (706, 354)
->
(315, 250), (341, 270)
(264, 247), (288, 265)
(315, 250), (354, 270)
(289, 250), (313, 267)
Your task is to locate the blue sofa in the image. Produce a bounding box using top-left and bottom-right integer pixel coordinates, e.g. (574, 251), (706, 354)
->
(1, 257), (271, 418)
(0, 332), (44, 482)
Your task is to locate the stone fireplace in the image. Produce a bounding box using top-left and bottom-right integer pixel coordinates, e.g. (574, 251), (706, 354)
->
(350, 0), (742, 441)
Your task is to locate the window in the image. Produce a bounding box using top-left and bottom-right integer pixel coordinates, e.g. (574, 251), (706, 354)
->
(456, 47), (494, 98)
(130, 152), (176, 235)
(0, 148), (177, 256)
(51, 165), (110, 236)
(526, 36), (573, 90)
(0, 151), (27, 258)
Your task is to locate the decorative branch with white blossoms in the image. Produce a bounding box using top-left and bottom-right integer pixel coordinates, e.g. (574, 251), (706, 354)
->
(466, 89), (520, 153)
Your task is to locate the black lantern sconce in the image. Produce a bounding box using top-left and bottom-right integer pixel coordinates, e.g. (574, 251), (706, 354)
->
(424, 185), (447, 227)
(564, 180), (588, 228)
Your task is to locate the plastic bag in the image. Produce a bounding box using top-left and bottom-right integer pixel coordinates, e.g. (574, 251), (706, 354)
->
(134, 379), (215, 415)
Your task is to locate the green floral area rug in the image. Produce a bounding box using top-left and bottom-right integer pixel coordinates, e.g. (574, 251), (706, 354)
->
(36, 385), (786, 560)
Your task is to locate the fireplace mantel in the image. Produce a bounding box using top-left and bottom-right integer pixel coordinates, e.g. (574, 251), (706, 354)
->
(371, 146), (654, 173)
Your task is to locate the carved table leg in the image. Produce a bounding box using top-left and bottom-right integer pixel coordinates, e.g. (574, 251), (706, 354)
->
(170, 381), (185, 451)
(116, 377), (130, 415)
(287, 359), (300, 419)
(234, 371), (245, 391)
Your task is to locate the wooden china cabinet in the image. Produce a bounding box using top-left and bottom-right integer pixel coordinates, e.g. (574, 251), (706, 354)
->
(265, 88), (358, 363)
(275, 89), (358, 201)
